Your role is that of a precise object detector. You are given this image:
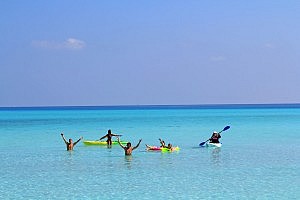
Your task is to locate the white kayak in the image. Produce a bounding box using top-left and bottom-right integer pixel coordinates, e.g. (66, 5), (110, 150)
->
(206, 142), (222, 147)
(200, 142), (222, 148)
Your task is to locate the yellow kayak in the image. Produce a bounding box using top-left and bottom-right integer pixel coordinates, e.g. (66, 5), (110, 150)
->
(161, 146), (180, 152)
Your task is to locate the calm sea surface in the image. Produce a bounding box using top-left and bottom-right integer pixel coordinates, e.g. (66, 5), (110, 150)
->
(0, 105), (299, 199)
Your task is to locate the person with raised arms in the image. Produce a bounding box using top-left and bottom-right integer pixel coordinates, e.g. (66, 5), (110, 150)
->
(61, 133), (83, 151)
(117, 137), (142, 156)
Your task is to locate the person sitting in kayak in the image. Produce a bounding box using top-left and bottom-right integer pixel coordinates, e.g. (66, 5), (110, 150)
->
(99, 129), (122, 146)
(166, 143), (173, 149)
(117, 137), (142, 156)
(209, 131), (221, 143)
(61, 133), (83, 151)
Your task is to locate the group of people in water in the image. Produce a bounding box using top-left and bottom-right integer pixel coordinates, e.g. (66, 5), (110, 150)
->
(61, 129), (222, 155)
(60, 129), (142, 155)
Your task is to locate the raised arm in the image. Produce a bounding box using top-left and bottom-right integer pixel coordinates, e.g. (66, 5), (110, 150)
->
(99, 134), (107, 140)
(117, 137), (126, 149)
(111, 133), (122, 137)
(159, 138), (166, 148)
(61, 133), (68, 144)
(133, 139), (142, 150)
(74, 136), (83, 146)
(159, 138), (163, 144)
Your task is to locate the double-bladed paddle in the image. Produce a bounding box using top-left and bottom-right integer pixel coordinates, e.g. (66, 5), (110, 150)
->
(199, 126), (230, 146)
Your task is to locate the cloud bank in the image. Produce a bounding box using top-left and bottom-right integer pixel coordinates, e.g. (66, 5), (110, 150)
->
(32, 38), (86, 50)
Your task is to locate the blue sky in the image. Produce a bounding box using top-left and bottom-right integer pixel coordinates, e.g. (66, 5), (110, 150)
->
(1, 1), (300, 106)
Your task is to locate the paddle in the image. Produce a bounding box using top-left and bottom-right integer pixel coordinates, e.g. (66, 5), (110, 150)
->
(199, 126), (230, 146)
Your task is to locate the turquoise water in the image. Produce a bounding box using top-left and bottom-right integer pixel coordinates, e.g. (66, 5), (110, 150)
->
(0, 105), (300, 199)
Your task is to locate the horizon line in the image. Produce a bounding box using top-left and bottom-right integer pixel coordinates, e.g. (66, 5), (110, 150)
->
(1, 103), (300, 110)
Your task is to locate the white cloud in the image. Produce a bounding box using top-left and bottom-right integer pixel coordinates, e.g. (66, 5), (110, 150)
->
(210, 55), (226, 62)
(32, 38), (86, 50)
(64, 38), (86, 49)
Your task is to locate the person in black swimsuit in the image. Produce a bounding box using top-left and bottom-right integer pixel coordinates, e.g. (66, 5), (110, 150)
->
(99, 129), (122, 146)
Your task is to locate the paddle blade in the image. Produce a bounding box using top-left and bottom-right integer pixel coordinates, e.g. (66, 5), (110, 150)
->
(222, 126), (230, 132)
(199, 141), (206, 146)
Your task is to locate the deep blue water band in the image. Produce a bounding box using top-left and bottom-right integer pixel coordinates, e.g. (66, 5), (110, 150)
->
(1, 103), (300, 111)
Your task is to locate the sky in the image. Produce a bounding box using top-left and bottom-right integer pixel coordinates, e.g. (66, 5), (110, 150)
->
(1, 1), (300, 107)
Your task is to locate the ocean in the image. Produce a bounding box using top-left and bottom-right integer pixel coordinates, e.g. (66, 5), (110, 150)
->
(0, 104), (299, 199)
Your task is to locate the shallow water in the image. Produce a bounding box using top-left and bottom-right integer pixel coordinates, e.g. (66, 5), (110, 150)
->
(0, 105), (299, 199)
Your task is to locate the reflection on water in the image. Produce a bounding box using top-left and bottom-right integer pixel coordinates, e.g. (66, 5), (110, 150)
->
(62, 151), (77, 170)
(124, 155), (132, 169)
(210, 147), (221, 166)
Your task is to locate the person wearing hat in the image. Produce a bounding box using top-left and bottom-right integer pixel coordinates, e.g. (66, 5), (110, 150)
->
(209, 131), (221, 143)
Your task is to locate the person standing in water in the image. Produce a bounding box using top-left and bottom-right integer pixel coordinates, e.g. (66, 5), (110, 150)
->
(117, 137), (142, 156)
(99, 129), (122, 146)
(61, 133), (83, 151)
